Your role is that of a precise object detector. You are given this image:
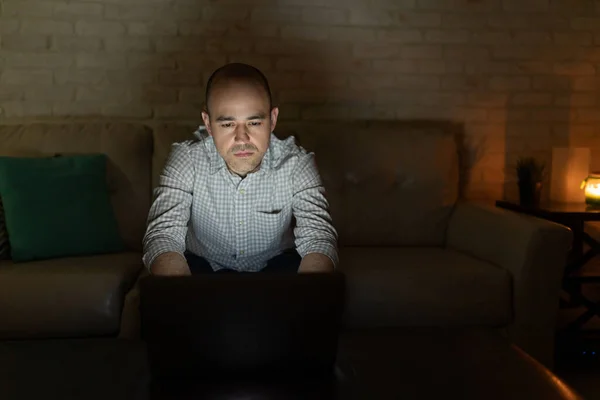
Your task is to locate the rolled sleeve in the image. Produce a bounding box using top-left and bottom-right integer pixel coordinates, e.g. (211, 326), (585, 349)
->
(142, 143), (194, 270)
(292, 153), (339, 267)
(302, 241), (339, 267)
(142, 237), (186, 271)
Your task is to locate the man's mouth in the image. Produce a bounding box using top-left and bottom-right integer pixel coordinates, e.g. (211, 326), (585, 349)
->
(234, 151), (253, 157)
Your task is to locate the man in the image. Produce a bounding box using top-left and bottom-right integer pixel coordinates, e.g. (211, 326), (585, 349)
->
(142, 63), (338, 275)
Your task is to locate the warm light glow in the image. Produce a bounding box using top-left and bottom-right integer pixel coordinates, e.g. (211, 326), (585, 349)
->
(586, 184), (600, 199)
(582, 174), (600, 205)
(551, 147), (590, 203)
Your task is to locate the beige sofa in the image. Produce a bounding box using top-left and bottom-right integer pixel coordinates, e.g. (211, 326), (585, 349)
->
(0, 121), (571, 369)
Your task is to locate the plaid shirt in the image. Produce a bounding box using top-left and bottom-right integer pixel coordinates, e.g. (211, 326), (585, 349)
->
(142, 127), (338, 272)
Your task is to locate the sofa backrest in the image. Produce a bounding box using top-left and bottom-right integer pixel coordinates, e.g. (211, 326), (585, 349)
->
(151, 123), (199, 190)
(153, 121), (461, 247)
(275, 121), (460, 246)
(0, 121), (460, 251)
(0, 123), (153, 251)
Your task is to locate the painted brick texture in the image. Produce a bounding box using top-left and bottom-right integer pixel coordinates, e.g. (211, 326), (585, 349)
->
(1, 0), (599, 200)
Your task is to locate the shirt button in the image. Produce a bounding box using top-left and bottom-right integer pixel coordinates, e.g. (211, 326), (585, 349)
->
(240, 250), (245, 255)
(239, 189), (246, 194)
(239, 221), (244, 225)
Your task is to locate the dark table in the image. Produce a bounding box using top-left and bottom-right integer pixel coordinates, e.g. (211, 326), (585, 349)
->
(496, 200), (600, 332)
(0, 329), (581, 399)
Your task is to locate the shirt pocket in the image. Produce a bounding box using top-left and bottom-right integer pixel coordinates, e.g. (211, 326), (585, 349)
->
(253, 196), (292, 245)
(254, 191), (283, 213)
(254, 200), (287, 225)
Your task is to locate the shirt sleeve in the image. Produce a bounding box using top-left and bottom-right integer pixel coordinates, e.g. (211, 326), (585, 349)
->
(291, 153), (339, 267)
(142, 142), (194, 271)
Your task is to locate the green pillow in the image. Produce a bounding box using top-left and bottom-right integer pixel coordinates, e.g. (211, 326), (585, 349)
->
(0, 154), (124, 262)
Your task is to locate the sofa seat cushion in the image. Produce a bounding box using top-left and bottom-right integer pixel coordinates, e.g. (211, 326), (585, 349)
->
(338, 247), (512, 328)
(0, 252), (142, 339)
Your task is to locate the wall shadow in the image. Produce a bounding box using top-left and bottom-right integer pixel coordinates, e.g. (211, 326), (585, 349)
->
(138, 1), (487, 202)
(142, 0), (332, 132)
(502, 74), (572, 204)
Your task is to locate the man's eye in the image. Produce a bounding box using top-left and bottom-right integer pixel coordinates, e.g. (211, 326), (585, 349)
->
(249, 121), (261, 126)
(221, 123), (234, 128)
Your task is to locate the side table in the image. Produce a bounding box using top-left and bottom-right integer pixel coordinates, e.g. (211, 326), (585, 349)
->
(495, 200), (600, 333)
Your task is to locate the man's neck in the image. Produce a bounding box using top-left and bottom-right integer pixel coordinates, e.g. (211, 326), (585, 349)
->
(227, 162), (262, 178)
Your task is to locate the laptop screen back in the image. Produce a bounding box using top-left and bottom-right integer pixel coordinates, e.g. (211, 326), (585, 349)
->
(140, 272), (346, 381)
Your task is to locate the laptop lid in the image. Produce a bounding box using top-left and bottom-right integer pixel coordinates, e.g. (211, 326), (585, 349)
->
(139, 272), (346, 381)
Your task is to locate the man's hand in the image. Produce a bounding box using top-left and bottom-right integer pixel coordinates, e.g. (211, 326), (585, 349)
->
(150, 252), (191, 276)
(298, 253), (335, 273)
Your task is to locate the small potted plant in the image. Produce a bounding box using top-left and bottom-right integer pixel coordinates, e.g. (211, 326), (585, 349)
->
(516, 156), (545, 208)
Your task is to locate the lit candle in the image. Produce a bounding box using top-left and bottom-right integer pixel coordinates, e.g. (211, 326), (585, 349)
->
(582, 173), (600, 205)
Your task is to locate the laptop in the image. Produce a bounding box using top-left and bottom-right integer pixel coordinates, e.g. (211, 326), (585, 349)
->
(139, 271), (346, 383)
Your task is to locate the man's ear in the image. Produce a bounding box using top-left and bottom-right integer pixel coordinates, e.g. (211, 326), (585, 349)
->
(270, 107), (279, 133)
(201, 110), (212, 136)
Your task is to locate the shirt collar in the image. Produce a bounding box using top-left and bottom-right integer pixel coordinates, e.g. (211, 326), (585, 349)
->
(203, 129), (274, 175)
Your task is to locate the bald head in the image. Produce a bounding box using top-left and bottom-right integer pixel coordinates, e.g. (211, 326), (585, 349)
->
(204, 63), (272, 115)
(200, 63), (279, 177)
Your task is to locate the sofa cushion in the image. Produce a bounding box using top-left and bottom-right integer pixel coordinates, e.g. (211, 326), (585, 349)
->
(0, 123), (153, 251)
(0, 200), (8, 259)
(0, 151), (59, 260)
(0, 154), (124, 262)
(338, 247), (512, 328)
(275, 121), (460, 247)
(0, 252), (142, 339)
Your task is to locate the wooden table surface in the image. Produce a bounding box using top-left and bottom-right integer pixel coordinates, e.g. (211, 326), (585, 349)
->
(496, 200), (600, 220)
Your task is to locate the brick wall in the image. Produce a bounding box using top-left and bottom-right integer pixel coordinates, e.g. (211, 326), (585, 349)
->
(1, 0), (599, 200)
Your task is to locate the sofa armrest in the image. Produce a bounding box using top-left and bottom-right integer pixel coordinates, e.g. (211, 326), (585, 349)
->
(118, 268), (149, 340)
(446, 201), (572, 368)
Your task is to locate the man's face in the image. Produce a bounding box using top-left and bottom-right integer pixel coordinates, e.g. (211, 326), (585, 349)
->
(201, 79), (278, 177)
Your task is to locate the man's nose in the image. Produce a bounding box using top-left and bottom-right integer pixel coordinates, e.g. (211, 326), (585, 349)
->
(234, 125), (250, 142)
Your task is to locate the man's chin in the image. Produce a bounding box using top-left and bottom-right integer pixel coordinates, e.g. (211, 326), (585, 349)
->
(227, 160), (261, 176)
